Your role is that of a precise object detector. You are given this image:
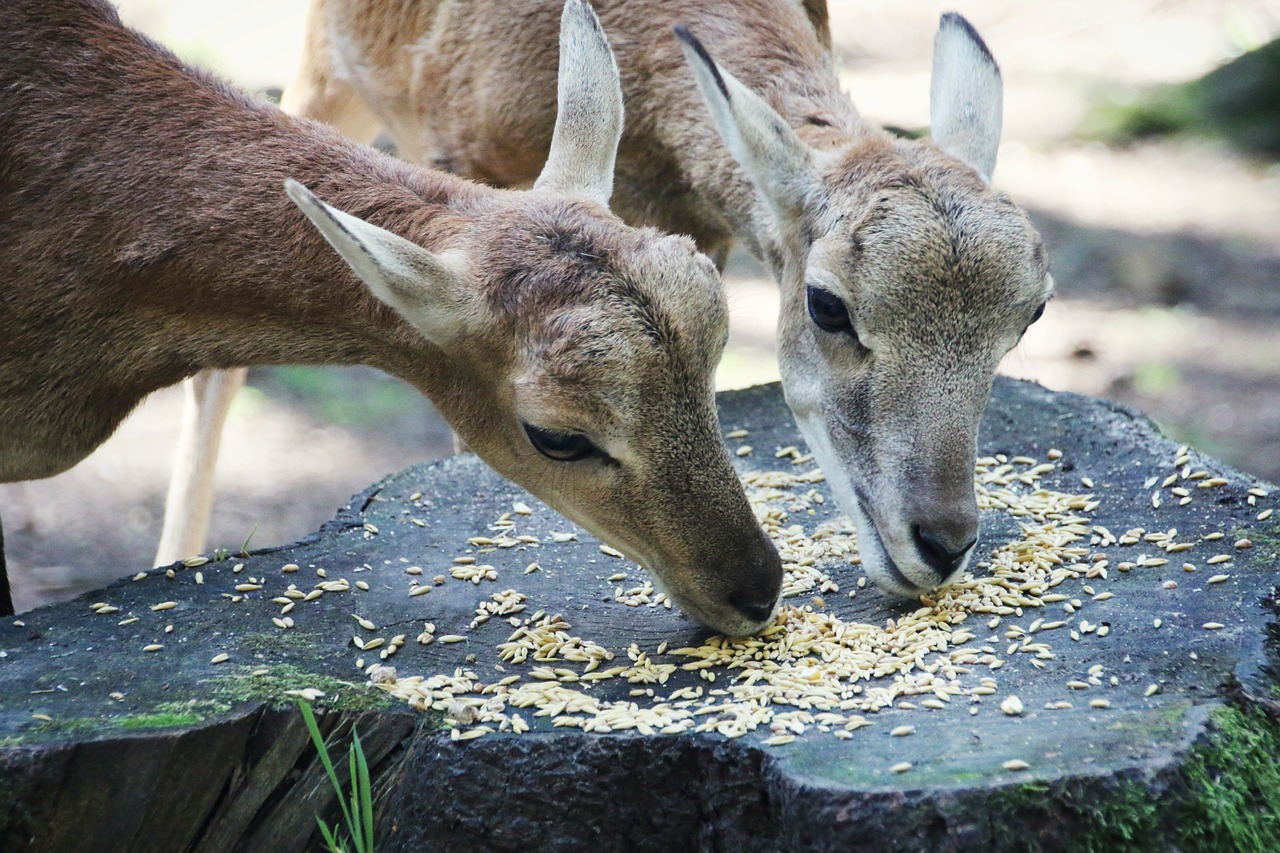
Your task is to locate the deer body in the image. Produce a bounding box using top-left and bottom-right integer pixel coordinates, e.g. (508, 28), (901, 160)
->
(291, 0), (845, 266)
(274, 0), (1054, 599)
(0, 0), (783, 634)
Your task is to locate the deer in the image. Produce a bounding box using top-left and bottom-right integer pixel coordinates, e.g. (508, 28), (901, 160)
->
(0, 0), (785, 635)
(165, 0), (1054, 604)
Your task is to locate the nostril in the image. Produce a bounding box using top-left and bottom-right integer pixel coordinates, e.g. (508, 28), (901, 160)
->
(912, 525), (975, 579)
(729, 593), (776, 626)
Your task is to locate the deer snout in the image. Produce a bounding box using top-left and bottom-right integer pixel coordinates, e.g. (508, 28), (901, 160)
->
(720, 528), (784, 633)
(911, 523), (977, 582)
(907, 483), (980, 583)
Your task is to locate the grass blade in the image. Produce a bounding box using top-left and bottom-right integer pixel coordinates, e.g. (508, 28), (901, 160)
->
(316, 817), (344, 853)
(299, 700), (357, 845)
(348, 747), (365, 853)
(354, 729), (375, 851)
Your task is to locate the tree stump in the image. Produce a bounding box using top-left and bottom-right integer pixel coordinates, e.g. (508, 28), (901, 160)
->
(2, 380), (1277, 852)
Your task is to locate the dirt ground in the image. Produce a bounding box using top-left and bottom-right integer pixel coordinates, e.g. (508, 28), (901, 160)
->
(4, 0), (1278, 613)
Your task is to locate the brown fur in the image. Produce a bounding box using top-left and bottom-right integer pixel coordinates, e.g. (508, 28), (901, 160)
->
(290, 0), (848, 259)
(0, 0), (782, 633)
(283, 0), (1053, 598)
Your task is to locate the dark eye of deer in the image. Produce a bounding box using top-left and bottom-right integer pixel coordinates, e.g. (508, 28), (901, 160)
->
(1030, 301), (1047, 325)
(523, 423), (597, 462)
(807, 285), (855, 338)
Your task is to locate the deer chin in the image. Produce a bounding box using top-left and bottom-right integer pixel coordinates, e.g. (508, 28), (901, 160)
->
(792, 412), (971, 598)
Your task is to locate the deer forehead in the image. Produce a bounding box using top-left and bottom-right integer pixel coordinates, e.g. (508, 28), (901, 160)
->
(811, 184), (1046, 336)
(481, 203), (729, 364)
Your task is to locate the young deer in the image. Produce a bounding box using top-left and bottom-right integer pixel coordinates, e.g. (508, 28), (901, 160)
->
(0, 0), (783, 633)
(172, 1), (1053, 601)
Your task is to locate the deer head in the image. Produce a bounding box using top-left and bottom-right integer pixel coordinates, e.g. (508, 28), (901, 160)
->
(287, 0), (782, 635)
(678, 14), (1053, 598)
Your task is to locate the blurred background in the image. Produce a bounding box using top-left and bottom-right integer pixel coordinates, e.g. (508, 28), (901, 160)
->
(4, 0), (1278, 612)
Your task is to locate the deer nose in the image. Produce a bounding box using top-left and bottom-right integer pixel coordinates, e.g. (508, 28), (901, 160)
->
(729, 593), (777, 626)
(725, 530), (783, 629)
(912, 524), (976, 582)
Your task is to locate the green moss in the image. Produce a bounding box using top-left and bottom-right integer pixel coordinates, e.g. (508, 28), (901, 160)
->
(236, 628), (326, 657)
(979, 703), (1280, 852)
(1175, 704), (1280, 852)
(1237, 523), (1280, 554)
(984, 778), (1163, 853)
(118, 712), (204, 731)
(209, 663), (394, 712)
(28, 716), (100, 737)
(1070, 781), (1163, 852)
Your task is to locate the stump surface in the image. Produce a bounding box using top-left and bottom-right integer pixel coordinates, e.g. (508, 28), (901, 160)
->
(1, 379), (1277, 852)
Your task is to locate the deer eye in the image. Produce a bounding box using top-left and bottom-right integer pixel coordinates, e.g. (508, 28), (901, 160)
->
(1030, 301), (1047, 325)
(523, 423), (599, 462)
(807, 285), (858, 342)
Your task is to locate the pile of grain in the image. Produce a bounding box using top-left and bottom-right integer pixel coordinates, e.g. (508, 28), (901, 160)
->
(367, 448), (1214, 743)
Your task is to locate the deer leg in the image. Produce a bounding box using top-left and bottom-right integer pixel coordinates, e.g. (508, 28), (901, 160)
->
(155, 367), (246, 566)
(0, 511), (12, 617)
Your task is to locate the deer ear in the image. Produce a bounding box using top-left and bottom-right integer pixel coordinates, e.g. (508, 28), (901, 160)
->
(533, 0), (623, 206)
(675, 25), (818, 222)
(929, 13), (1003, 184)
(285, 179), (473, 346)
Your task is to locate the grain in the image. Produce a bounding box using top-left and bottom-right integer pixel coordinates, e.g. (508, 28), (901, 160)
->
(889, 762), (913, 774)
(1002, 759), (1030, 771)
(1000, 696), (1024, 716)
(350, 448), (1223, 747)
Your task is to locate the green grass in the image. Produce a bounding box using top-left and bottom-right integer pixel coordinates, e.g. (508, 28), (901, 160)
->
(300, 700), (375, 853)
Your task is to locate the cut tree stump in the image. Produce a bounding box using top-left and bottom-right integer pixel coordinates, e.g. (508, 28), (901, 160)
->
(1, 379), (1277, 852)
